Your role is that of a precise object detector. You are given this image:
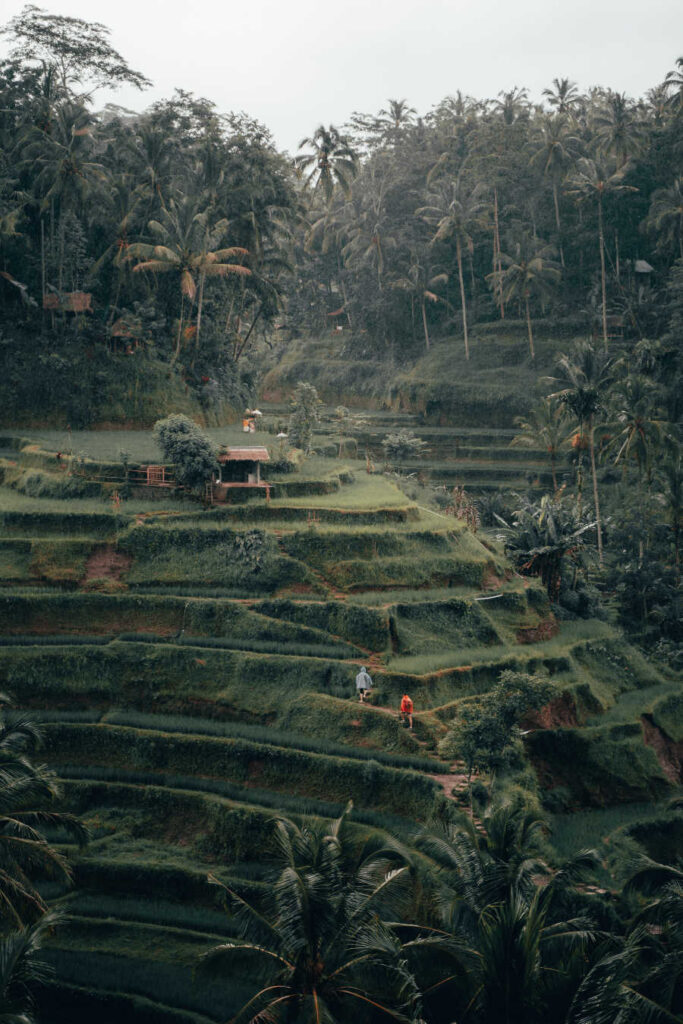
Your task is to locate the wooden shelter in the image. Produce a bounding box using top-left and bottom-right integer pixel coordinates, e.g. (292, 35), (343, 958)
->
(212, 446), (271, 502)
(43, 291), (93, 313)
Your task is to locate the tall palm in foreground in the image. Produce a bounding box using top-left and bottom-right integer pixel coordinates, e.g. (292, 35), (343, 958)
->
(296, 125), (358, 202)
(413, 804), (598, 1024)
(128, 196), (250, 361)
(511, 397), (571, 490)
(549, 342), (614, 566)
(565, 158), (637, 349)
(201, 807), (420, 1024)
(0, 911), (59, 1024)
(418, 179), (490, 359)
(489, 236), (561, 359)
(0, 702), (88, 928)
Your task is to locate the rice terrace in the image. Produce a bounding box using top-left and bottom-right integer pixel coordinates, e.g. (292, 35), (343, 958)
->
(0, 5), (681, 1024)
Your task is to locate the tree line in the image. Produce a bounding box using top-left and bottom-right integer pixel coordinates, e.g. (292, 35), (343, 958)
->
(0, 7), (682, 421)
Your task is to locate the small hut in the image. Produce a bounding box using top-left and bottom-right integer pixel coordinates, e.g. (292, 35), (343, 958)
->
(212, 446), (271, 502)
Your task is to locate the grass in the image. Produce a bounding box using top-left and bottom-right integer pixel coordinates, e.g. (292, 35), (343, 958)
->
(8, 426), (275, 463)
(271, 472), (412, 509)
(550, 802), (670, 859)
(585, 682), (681, 729)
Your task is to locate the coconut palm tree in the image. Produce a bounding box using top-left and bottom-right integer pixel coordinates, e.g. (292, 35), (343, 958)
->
(87, 173), (148, 316)
(0, 911), (59, 1024)
(0, 699), (88, 927)
(417, 178), (490, 359)
(663, 56), (683, 111)
(592, 91), (645, 169)
(549, 342), (614, 566)
(646, 178), (683, 258)
(200, 807), (421, 1024)
(542, 78), (581, 117)
(128, 196), (250, 361)
(489, 235), (561, 359)
(565, 158), (638, 349)
(295, 125), (358, 202)
(414, 803), (599, 1024)
(529, 115), (580, 266)
(511, 397), (571, 490)
(605, 375), (665, 487)
(27, 101), (107, 293)
(388, 258), (449, 350)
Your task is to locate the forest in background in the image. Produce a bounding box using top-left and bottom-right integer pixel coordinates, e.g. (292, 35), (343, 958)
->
(0, 6), (681, 425)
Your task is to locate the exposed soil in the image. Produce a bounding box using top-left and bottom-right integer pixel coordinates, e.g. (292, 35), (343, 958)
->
(81, 545), (132, 585)
(521, 692), (578, 731)
(516, 617), (559, 644)
(641, 715), (683, 785)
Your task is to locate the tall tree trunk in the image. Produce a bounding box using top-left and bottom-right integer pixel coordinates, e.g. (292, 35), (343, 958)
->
(493, 188), (504, 318)
(195, 271), (206, 348)
(524, 294), (534, 359)
(421, 295), (430, 350)
(40, 218), (46, 327)
(172, 293), (185, 366)
(552, 181), (565, 267)
(456, 236), (469, 360)
(598, 196), (608, 350)
(589, 415), (603, 566)
(550, 451), (558, 492)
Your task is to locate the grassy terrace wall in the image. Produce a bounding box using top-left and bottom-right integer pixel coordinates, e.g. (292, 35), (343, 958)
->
(44, 722), (442, 818)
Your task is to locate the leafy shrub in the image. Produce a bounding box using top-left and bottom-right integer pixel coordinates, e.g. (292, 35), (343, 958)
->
(381, 429), (428, 464)
(15, 469), (102, 499)
(153, 414), (218, 494)
(288, 382), (321, 454)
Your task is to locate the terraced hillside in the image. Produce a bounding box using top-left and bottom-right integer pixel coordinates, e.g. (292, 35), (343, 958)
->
(0, 432), (678, 1024)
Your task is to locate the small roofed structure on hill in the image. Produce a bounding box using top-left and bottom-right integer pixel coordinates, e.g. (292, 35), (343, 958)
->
(43, 291), (93, 313)
(213, 446), (271, 502)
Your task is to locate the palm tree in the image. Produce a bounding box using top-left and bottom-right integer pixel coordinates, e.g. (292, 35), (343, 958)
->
(489, 236), (561, 359)
(565, 158), (638, 349)
(27, 102), (107, 294)
(200, 807), (420, 1024)
(549, 342), (614, 566)
(605, 375), (665, 487)
(663, 55), (683, 111)
(0, 700), (88, 927)
(646, 178), (683, 258)
(592, 91), (645, 169)
(542, 78), (581, 117)
(529, 115), (580, 266)
(0, 911), (59, 1024)
(295, 125), (358, 202)
(492, 87), (530, 125)
(388, 258), (449, 350)
(417, 178), (490, 359)
(128, 197), (250, 361)
(414, 803), (599, 1024)
(87, 174), (148, 316)
(511, 397), (571, 490)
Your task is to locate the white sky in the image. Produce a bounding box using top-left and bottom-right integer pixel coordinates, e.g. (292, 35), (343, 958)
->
(1, 0), (679, 152)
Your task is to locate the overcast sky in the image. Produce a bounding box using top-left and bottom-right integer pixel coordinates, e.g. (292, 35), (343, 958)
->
(1, 0), (679, 152)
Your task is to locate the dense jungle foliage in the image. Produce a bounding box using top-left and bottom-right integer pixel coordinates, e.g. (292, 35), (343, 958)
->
(0, 6), (682, 423)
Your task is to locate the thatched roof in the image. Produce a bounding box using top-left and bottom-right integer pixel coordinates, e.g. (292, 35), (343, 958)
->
(218, 447), (270, 462)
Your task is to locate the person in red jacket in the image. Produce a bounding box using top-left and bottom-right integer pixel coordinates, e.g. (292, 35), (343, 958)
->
(400, 694), (413, 730)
